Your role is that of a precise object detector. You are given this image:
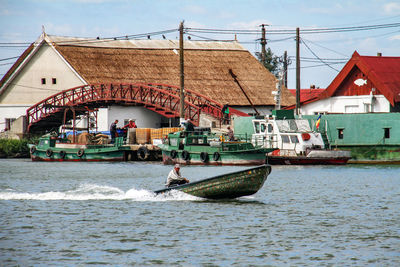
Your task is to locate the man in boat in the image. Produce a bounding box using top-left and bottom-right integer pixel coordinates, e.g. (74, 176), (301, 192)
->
(227, 126), (235, 141)
(110, 119), (118, 144)
(123, 119), (137, 144)
(123, 119), (137, 129)
(166, 164), (190, 188)
(221, 103), (230, 124)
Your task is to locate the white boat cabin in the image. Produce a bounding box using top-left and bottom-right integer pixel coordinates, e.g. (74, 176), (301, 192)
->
(251, 118), (325, 156)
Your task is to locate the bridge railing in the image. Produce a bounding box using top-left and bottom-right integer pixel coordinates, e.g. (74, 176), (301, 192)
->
(27, 83), (249, 132)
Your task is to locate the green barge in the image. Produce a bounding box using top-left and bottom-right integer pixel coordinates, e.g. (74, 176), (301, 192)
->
(303, 113), (400, 164)
(158, 130), (274, 166)
(28, 133), (130, 162)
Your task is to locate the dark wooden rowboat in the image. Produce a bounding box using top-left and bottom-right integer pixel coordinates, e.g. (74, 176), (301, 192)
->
(154, 164), (271, 199)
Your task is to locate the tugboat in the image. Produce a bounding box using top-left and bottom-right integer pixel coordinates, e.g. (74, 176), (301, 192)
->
(234, 110), (351, 165)
(158, 128), (275, 166)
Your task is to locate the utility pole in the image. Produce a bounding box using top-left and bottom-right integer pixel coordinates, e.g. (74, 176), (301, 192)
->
(296, 27), (301, 115)
(179, 21), (185, 121)
(274, 71), (283, 110)
(260, 24), (267, 64)
(283, 51), (288, 88)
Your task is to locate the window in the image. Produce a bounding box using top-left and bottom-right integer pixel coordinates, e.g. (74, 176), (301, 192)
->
(41, 78), (46, 85)
(254, 122), (260, 133)
(338, 129), (344, 139)
(267, 124), (273, 133)
(290, 135), (299, 143)
(260, 123), (266, 133)
(52, 78), (57, 84)
(384, 128), (390, 139)
(282, 135), (290, 143)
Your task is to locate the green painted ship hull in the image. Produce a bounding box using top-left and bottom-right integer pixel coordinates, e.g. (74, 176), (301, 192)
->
(302, 113), (400, 163)
(28, 135), (129, 162)
(161, 148), (269, 166)
(154, 164), (271, 199)
(158, 130), (274, 166)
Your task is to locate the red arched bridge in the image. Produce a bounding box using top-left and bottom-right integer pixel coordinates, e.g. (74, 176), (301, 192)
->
(26, 83), (248, 133)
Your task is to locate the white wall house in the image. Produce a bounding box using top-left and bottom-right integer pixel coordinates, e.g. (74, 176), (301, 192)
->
(300, 94), (391, 115)
(295, 51), (400, 116)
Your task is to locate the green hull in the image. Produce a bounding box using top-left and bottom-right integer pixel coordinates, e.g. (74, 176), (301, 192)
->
(154, 164), (271, 199)
(161, 148), (268, 166)
(302, 113), (400, 163)
(342, 145), (400, 164)
(28, 135), (129, 162)
(159, 130), (274, 166)
(29, 145), (127, 162)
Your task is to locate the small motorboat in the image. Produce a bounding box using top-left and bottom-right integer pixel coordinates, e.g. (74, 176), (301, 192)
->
(154, 164), (271, 199)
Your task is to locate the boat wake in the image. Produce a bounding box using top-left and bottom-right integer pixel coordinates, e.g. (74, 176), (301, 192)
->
(0, 183), (201, 202)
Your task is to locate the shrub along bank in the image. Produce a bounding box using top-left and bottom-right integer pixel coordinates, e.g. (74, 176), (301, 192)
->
(0, 138), (37, 158)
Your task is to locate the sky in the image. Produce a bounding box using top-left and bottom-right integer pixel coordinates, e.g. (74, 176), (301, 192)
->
(0, 0), (399, 90)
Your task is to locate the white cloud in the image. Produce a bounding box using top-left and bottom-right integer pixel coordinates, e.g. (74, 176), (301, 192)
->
(45, 24), (74, 36)
(389, 34), (400, 40)
(72, 0), (113, 3)
(357, 38), (379, 55)
(185, 21), (206, 29)
(229, 20), (271, 30)
(302, 3), (344, 14)
(182, 5), (207, 15)
(383, 2), (400, 15)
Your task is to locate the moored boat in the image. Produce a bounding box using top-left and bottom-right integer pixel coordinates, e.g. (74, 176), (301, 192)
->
(234, 110), (351, 165)
(154, 164), (271, 199)
(28, 133), (130, 161)
(157, 129), (275, 166)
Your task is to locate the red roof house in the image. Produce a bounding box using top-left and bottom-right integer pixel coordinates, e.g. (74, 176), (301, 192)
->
(288, 88), (326, 104)
(318, 51), (400, 107)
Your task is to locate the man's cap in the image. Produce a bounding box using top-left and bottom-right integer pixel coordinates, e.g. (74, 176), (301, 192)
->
(129, 119), (136, 121)
(174, 164), (180, 168)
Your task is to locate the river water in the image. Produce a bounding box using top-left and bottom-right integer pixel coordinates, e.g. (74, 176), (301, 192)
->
(0, 159), (399, 266)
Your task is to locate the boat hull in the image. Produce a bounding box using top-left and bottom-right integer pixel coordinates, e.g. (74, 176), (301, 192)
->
(267, 149), (351, 165)
(154, 164), (271, 199)
(161, 149), (267, 166)
(267, 156), (350, 165)
(29, 144), (127, 162)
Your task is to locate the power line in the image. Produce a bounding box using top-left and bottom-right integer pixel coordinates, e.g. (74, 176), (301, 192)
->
(300, 38), (349, 57)
(9, 82), (62, 92)
(187, 22), (400, 35)
(0, 62), (15, 66)
(301, 38), (340, 72)
(0, 56), (19, 61)
(288, 62), (346, 70)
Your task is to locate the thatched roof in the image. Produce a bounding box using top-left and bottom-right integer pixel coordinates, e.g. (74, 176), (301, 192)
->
(51, 36), (295, 106)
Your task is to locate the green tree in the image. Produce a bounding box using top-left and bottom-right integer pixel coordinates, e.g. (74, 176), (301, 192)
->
(255, 48), (281, 77)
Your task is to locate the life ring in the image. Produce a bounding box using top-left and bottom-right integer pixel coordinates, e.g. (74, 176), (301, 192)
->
(182, 150), (190, 161)
(30, 146), (36, 154)
(59, 150), (66, 159)
(213, 152), (220, 161)
(137, 146), (149, 160)
(200, 152), (209, 163)
(170, 150), (177, 159)
(46, 148), (53, 157)
(77, 148), (85, 157)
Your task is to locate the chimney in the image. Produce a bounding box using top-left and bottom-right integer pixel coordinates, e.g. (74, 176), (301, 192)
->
(377, 52), (382, 57)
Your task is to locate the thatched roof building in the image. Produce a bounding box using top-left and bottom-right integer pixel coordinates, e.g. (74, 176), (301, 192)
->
(0, 33), (296, 132)
(50, 35), (295, 108)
